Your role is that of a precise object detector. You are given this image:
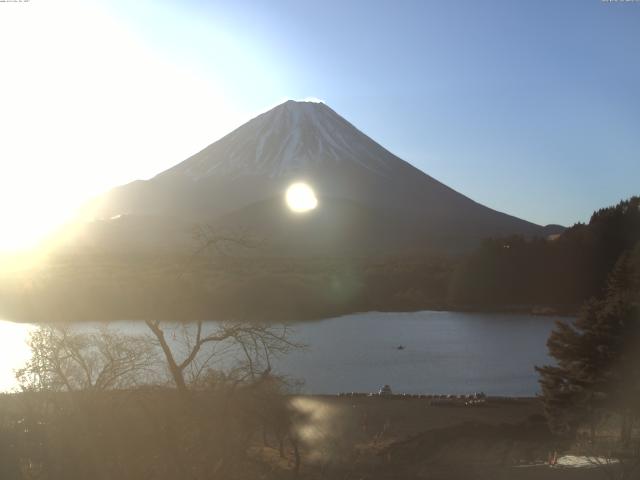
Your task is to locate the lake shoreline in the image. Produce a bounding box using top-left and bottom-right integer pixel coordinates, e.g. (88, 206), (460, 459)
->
(2, 304), (576, 326)
(315, 393), (538, 401)
(357, 304), (575, 319)
(2, 311), (557, 396)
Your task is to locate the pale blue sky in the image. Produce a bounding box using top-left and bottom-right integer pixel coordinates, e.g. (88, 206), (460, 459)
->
(106, 0), (638, 227)
(2, 0), (638, 250)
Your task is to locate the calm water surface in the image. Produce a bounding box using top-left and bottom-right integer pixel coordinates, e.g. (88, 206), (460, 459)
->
(0, 311), (559, 395)
(275, 311), (558, 396)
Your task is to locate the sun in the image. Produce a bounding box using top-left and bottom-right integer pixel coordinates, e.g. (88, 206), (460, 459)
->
(285, 182), (318, 213)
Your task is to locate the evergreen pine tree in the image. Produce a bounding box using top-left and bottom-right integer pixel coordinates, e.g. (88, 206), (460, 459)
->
(536, 243), (640, 439)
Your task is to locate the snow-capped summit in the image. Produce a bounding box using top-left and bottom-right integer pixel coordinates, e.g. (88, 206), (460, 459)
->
(157, 100), (396, 180)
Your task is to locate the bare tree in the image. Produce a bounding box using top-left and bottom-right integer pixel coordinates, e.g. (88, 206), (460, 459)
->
(145, 320), (299, 391)
(144, 227), (302, 391)
(16, 325), (158, 392)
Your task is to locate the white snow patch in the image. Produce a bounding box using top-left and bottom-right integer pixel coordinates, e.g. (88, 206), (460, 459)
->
(555, 455), (619, 468)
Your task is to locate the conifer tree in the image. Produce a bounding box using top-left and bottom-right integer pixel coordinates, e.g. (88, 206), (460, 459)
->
(536, 243), (640, 440)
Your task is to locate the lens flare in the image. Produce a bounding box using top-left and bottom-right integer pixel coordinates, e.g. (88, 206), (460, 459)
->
(285, 182), (318, 213)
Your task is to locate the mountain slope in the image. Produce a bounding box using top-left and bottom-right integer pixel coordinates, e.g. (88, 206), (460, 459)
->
(79, 100), (560, 254)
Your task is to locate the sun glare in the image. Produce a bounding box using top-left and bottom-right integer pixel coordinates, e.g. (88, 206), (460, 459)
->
(0, 0), (247, 253)
(285, 183), (318, 213)
(0, 321), (35, 392)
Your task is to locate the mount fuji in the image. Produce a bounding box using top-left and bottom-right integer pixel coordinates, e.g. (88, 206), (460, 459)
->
(77, 100), (561, 254)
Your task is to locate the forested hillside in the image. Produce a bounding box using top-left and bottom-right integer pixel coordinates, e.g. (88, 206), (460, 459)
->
(449, 197), (640, 313)
(2, 198), (637, 323)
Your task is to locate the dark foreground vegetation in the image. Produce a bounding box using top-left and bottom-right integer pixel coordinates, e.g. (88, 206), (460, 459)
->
(1, 390), (638, 480)
(0, 387), (296, 480)
(0, 316), (308, 480)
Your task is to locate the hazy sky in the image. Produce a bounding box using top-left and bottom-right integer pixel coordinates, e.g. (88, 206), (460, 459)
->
(1, 0), (638, 250)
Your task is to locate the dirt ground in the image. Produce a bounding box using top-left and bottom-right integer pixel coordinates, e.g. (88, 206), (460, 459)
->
(257, 395), (618, 480)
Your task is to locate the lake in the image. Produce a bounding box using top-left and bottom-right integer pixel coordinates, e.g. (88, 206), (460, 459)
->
(275, 311), (558, 396)
(0, 311), (560, 395)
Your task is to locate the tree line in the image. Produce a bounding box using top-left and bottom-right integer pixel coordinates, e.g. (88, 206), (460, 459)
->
(449, 197), (640, 313)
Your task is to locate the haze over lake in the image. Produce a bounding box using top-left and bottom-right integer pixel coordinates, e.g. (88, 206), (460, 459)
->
(0, 311), (558, 395)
